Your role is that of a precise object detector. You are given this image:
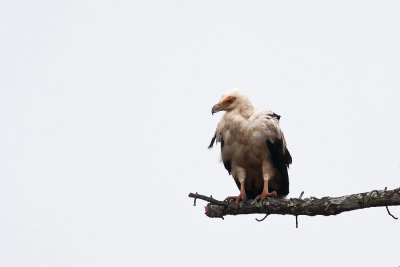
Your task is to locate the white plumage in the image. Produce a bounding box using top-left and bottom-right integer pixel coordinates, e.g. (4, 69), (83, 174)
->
(209, 89), (292, 204)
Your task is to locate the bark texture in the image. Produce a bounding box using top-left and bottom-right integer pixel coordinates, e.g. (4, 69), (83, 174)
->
(188, 187), (400, 219)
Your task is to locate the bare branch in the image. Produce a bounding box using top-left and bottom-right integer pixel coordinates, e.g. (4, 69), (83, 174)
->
(189, 187), (400, 219)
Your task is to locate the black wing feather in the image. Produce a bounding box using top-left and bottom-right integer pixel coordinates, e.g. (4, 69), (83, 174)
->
(221, 138), (232, 175)
(266, 138), (291, 196)
(208, 133), (216, 149)
(209, 134), (232, 174)
(271, 112), (281, 121)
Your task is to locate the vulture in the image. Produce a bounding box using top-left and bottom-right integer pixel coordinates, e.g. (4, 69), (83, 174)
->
(209, 89), (292, 204)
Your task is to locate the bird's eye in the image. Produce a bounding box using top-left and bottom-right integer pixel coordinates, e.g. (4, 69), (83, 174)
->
(224, 96), (236, 104)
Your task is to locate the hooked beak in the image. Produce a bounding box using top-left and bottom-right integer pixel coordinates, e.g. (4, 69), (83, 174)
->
(211, 103), (223, 115)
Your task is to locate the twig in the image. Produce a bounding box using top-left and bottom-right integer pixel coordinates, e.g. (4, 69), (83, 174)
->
(384, 187), (398, 220)
(255, 214), (269, 222)
(385, 206), (398, 220)
(188, 193), (229, 207)
(193, 192), (198, 206)
(295, 191), (304, 228)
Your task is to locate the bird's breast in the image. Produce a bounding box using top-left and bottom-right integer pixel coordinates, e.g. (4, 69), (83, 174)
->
(221, 128), (267, 167)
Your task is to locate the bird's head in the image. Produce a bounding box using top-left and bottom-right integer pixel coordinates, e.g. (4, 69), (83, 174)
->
(211, 89), (250, 115)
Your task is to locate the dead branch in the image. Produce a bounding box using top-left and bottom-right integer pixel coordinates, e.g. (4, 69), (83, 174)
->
(188, 187), (400, 220)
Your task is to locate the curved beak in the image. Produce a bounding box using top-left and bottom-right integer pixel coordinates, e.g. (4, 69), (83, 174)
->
(211, 103), (222, 115)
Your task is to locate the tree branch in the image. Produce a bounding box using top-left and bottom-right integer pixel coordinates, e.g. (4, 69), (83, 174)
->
(188, 187), (400, 219)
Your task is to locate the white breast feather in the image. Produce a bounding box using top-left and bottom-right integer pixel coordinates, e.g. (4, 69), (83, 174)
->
(216, 108), (285, 170)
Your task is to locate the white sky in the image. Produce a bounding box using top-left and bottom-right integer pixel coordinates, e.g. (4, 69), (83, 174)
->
(1, 1), (400, 266)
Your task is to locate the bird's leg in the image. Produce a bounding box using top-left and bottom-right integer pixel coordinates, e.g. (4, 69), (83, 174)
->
(225, 180), (247, 205)
(256, 180), (277, 200)
(225, 167), (247, 205)
(256, 160), (277, 200)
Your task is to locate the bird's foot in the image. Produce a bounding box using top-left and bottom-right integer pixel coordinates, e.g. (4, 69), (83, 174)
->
(225, 193), (247, 206)
(256, 191), (277, 200)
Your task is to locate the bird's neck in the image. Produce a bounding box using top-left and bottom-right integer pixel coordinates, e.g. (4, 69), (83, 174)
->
(238, 102), (255, 119)
(227, 103), (255, 120)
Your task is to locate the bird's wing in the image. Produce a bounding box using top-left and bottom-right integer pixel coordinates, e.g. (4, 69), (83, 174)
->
(208, 132), (217, 149)
(220, 137), (232, 175)
(208, 131), (232, 175)
(253, 110), (292, 195)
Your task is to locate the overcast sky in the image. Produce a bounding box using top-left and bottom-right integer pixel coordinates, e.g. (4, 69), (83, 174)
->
(1, 1), (400, 266)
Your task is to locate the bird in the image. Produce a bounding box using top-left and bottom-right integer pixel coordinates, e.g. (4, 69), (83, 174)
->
(208, 89), (292, 205)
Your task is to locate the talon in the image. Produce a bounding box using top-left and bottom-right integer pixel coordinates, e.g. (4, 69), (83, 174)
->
(227, 180), (247, 206)
(225, 193), (247, 206)
(225, 196), (237, 201)
(235, 193), (247, 206)
(256, 190), (277, 200)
